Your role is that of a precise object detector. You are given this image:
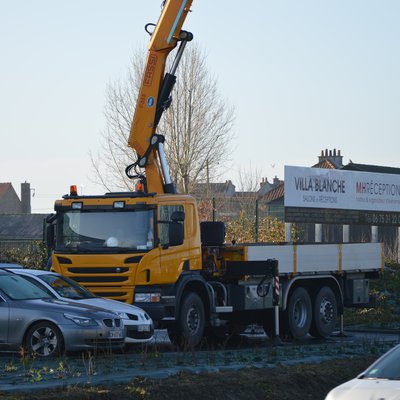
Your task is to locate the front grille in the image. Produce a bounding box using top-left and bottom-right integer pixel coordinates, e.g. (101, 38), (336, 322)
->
(124, 256), (143, 264)
(126, 327), (154, 340)
(68, 267), (129, 274)
(127, 313), (139, 321)
(74, 276), (128, 283)
(57, 256), (72, 264)
(103, 318), (122, 328)
(96, 292), (127, 298)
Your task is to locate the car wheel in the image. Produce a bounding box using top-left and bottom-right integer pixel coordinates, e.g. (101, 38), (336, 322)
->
(25, 321), (64, 357)
(286, 287), (312, 339)
(310, 286), (337, 338)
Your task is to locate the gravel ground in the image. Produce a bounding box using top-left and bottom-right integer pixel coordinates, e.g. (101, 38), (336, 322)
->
(0, 330), (397, 398)
(0, 357), (379, 400)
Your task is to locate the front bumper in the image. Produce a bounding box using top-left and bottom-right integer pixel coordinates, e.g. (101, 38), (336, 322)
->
(133, 285), (176, 326)
(124, 320), (154, 343)
(133, 299), (176, 325)
(60, 324), (125, 351)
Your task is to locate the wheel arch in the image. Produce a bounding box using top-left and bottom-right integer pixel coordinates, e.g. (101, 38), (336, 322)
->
(281, 275), (343, 314)
(22, 319), (65, 351)
(174, 273), (211, 322)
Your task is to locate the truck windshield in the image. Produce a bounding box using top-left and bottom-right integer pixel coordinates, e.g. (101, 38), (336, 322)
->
(57, 209), (155, 253)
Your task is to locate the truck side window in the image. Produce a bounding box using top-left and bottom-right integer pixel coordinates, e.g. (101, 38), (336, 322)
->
(159, 205), (184, 247)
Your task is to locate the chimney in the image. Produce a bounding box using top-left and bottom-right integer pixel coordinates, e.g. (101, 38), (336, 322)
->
(318, 148), (343, 168)
(21, 181), (31, 214)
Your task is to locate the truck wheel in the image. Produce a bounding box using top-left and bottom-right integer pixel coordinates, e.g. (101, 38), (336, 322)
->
(310, 286), (337, 338)
(286, 287), (312, 340)
(170, 292), (205, 348)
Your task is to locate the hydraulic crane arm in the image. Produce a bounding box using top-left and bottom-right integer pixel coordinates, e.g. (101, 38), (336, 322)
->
(126, 0), (193, 194)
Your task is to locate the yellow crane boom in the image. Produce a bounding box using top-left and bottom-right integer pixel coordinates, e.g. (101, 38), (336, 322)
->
(126, 0), (193, 194)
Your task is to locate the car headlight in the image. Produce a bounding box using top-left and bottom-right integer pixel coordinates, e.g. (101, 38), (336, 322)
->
(116, 311), (129, 319)
(324, 390), (335, 400)
(64, 313), (98, 327)
(134, 293), (161, 303)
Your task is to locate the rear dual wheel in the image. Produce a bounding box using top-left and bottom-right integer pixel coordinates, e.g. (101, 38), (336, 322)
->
(310, 286), (337, 338)
(286, 287), (312, 340)
(285, 286), (337, 339)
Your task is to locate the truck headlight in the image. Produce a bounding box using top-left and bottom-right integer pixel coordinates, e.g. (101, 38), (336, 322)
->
(134, 293), (161, 303)
(64, 313), (98, 327)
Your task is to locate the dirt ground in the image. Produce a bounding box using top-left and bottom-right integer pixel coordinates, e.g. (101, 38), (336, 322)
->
(0, 356), (374, 400)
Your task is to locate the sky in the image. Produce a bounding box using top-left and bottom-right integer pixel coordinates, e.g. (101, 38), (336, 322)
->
(1, 0), (399, 213)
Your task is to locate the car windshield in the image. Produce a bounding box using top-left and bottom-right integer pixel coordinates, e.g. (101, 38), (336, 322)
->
(40, 274), (95, 300)
(57, 209), (155, 253)
(361, 346), (400, 380)
(0, 274), (53, 300)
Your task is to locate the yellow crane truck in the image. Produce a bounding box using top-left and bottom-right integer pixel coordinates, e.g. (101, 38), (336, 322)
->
(46, 0), (383, 346)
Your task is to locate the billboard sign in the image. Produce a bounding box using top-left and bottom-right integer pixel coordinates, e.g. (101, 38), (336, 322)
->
(284, 166), (400, 225)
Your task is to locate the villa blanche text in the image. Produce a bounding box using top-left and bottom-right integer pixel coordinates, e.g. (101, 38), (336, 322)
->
(294, 177), (346, 194)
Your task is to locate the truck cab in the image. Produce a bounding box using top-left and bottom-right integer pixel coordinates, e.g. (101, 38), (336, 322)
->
(47, 190), (202, 306)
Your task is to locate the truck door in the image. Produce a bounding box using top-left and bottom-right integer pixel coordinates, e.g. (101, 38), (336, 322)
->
(158, 204), (189, 284)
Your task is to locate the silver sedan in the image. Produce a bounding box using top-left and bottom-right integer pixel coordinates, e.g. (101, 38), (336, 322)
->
(10, 267), (154, 344)
(0, 270), (125, 357)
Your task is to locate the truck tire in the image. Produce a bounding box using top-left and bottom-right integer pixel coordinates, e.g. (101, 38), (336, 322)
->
(286, 287), (312, 340)
(169, 292), (205, 348)
(310, 286), (337, 338)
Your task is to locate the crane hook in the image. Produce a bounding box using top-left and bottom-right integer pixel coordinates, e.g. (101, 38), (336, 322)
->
(144, 23), (156, 36)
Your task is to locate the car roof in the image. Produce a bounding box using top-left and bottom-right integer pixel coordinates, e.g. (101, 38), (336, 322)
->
(0, 269), (13, 276)
(12, 268), (48, 276)
(0, 263), (24, 269)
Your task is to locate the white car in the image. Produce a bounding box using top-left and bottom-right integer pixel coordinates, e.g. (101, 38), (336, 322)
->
(8, 266), (154, 344)
(325, 344), (400, 400)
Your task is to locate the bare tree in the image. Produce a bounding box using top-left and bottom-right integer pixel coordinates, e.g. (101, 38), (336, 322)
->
(91, 44), (235, 193)
(234, 164), (262, 217)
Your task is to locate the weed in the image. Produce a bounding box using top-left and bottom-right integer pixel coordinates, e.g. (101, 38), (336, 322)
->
(82, 351), (96, 376)
(28, 368), (43, 383)
(126, 377), (149, 399)
(4, 361), (18, 373)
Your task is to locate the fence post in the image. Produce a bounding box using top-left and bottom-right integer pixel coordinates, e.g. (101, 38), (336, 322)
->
(255, 199), (259, 242)
(212, 197), (216, 222)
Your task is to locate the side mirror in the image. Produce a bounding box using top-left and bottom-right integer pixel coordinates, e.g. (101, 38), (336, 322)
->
(171, 211), (185, 222)
(46, 224), (55, 249)
(169, 221), (184, 246)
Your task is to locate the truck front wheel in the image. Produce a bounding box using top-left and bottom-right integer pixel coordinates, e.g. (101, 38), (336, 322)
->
(168, 292), (205, 348)
(286, 287), (312, 339)
(310, 286), (337, 338)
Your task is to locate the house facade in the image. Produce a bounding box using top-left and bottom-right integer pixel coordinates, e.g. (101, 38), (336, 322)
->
(0, 182), (47, 256)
